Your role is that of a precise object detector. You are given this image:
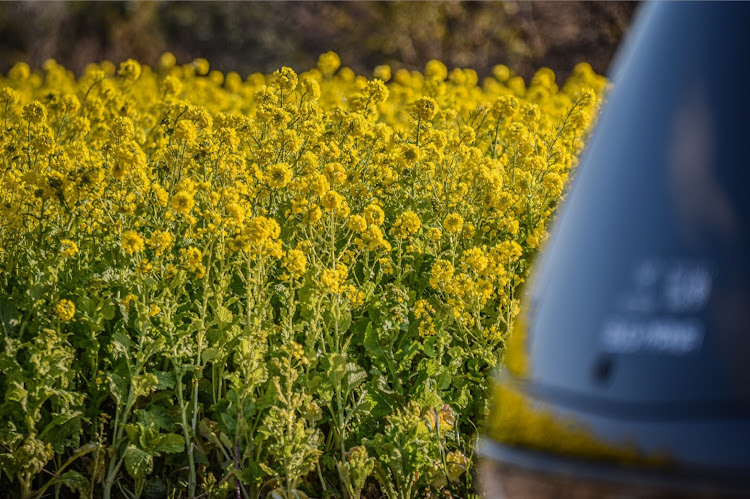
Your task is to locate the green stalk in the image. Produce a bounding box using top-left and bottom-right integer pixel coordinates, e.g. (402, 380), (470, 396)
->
(102, 387), (135, 499)
(175, 364), (197, 498)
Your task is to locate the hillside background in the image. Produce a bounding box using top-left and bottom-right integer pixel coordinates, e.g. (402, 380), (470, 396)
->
(0, 1), (638, 80)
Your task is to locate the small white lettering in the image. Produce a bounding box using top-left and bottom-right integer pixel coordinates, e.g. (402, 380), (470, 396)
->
(663, 264), (712, 312)
(601, 318), (704, 355)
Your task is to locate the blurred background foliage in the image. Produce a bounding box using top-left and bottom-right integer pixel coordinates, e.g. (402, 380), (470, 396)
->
(0, 1), (637, 80)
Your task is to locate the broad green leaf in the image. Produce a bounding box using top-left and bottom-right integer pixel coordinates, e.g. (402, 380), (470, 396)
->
(199, 419), (224, 449)
(111, 331), (131, 359)
(337, 310), (352, 335)
(215, 306), (233, 325)
(54, 470), (89, 495)
(108, 373), (126, 406)
(327, 353), (347, 387)
(39, 410), (82, 440)
(220, 413), (237, 435)
(0, 297), (18, 334)
(423, 337), (437, 357)
(150, 433), (184, 454)
(123, 423), (141, 445)
(124, 445), (153, 479)
(142, 337), (166, 360)
(202, 348), (221, 363)
(137, 406), (172, 430)
(153, 370), (176, 390)
(5, 381), (27, 410)
(143, 478), (168, 499)
(219, 431), (233, 451)
(395, 342), (419, 370)
(344, 362), (367, 392)
(41, 411), (83, 452)
(101, 299), (116, 321)
(132, 373), (159, 399)
(437, 371), (453, 391)
(345, 391), (374, 424)
(309, 375), (333, 401)
(27, 284), (44, 301)
(268, 488), (309, 499)
(363, 324), (384, 357)
(0, 453), (18, 479)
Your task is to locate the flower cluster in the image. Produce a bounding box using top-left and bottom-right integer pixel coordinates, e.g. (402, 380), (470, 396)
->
(0, 54), (603, 497)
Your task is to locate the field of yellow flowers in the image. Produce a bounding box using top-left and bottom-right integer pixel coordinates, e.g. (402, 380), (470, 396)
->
(0, 53), (603, 498)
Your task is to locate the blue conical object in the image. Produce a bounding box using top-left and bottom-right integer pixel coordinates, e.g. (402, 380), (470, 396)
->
(480, 2), (750, 497)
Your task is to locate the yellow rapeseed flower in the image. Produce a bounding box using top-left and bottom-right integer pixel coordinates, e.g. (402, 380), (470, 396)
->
(430, 259), (455, 289)
(373, 64), (391, 82)
(273, 67), (298, 92)
(147, 230), (174, 256)
(173, 120), (198, 145)
(321, 265), (348, 293)
(283, 249), (307, 279)
(56, 299), (75, 321)
(171, 191), (195, 215)
(321, 190), (344, 212)
(118, 59), (142, 80)
(443, 213), (464, 234)
(364, 204), (385, 226)
(186, 247), (203, 267)
(121, 231), (145, 255)
(267, 162), (293, 189)
(60, 239), (79, 258)
(392, 211), (421, 240)
(317, 51), (341, 76)
(348, 215), (367, 233)
(22, 101), (47, 124)
(411, 96), (438, 121)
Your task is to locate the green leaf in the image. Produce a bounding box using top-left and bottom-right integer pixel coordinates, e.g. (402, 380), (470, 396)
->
(111, 331), (131, 361)
(423, 337), (437, 357)
(39, 410), (82, 440)
(0, 453), (18, 479)
(124, 445), (153, 479)
(27, 284), (44, 301)
(346, 391), (374, 424)
(338, 310), (352, 335)
(219, 431), (233, 451)
(395, 342), (419, 370)
(151, 433), (184, 454)
(220, 413), (237, 435)
(309, 375), (333, 401)
(5, 381), (27, 410)
(0, 296), (18, 334)
(437, 371), (453, 391)
(132, 373), (159, 399)
(142, 337), (166, 360)
(241, 461), (268, 487)
(202, 348), (221, 363)
(123, 424), (141, 445)
(153, 371), (176, 390)
(41, 411), (83, 452)
(101, 300), (116, 321)
(54, 470), (90, 495)
(137, 406), (173, 431)
(364, 324), (384, 357)
(326, 353), (347, 387)
(108, 373), (126, 406)
(199, 419), (226, 450)
(215, 306), (233, 325)
(142, 478), (168, 499)
(344, 363), (367, 392)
